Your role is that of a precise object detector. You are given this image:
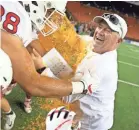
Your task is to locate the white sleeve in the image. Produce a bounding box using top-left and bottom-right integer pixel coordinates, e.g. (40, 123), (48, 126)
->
(62, 94), (85, 103)
(24, 30), (38, 47)
(31, 30), (38, 40)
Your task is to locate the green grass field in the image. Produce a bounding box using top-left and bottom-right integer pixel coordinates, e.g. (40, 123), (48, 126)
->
(1, 42), (139, 130)
(111, 43), (139, 130)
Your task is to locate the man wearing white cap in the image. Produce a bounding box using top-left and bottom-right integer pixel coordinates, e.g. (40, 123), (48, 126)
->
(63, 13), (128, 130)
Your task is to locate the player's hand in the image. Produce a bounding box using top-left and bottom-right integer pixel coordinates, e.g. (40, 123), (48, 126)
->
(71, 104), (82, 130)
(80, 69), (100, 95)
(46, 106), (81, 130)
(31, 48), (45, 70)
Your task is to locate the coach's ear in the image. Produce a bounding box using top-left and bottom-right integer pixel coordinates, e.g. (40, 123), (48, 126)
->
(116, 38), (123, 48)
(118, 38), (123, 43)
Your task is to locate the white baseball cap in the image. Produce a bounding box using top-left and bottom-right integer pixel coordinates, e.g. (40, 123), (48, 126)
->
(93, 13), (128, 39)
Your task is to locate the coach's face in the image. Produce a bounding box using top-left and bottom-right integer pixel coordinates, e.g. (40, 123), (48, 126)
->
(93, 20), (122, 54)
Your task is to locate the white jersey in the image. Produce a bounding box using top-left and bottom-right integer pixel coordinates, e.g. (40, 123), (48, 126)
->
(0, 1), (37, 47)
(79, 50), (118, 130)
(63, 49), (118, 130)
(79, 50), (118, 112)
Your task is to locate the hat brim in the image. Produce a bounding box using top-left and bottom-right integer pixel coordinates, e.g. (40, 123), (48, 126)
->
(93, 16), (121, 37)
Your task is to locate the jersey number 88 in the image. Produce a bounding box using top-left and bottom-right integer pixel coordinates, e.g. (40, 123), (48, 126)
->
(0, 5), (20, 34)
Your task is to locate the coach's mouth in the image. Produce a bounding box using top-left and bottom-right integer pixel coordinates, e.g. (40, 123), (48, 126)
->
(94, 36), (104, 46)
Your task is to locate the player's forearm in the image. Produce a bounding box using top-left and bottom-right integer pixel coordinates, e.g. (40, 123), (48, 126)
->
(25, 68), (84, 97)
(70, 101), (83, 117)
(70, 101), (83, 125)
(26, 74), (73, 97)
(19, 69), (86, 98)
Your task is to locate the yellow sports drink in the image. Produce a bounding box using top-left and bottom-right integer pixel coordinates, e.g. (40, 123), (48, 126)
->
(38, 12), (90, 113)
(38, 11), (87, 73)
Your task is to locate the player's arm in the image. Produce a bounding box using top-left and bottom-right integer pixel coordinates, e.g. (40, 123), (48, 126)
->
(69, 100), (83, 126)
(1, 30), (72, 97)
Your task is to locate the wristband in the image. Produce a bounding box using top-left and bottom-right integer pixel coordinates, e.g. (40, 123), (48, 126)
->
(71, 81), (88, 95)
(80, 81), (88, 94)
(71, 82), (84, 94)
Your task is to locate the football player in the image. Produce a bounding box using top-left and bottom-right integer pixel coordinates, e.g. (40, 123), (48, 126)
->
(1, 1), (98, 101)
(0, 48), (16, 130)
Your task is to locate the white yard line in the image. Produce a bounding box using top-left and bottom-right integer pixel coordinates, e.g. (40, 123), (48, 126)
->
(118, 53), (139, 60)
(126, 46), (139, 53)
(118, 79), (139, 88)
(118, 61), (139, 68)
